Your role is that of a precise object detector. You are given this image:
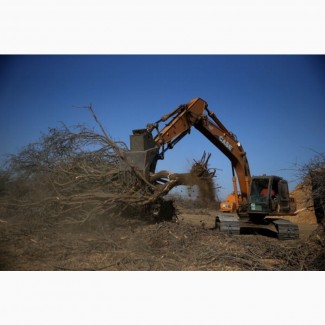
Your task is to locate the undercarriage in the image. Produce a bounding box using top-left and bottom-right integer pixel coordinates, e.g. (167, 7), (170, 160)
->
(216, 213), (299, 240)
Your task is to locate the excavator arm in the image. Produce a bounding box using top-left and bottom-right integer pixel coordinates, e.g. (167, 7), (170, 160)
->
(146, 97), (251, 205)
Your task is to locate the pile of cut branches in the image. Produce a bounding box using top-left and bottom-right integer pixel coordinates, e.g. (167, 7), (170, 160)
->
(1, 106), (217, 223)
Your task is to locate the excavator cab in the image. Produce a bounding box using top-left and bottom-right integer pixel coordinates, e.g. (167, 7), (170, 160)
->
(248, 176), (291, 215)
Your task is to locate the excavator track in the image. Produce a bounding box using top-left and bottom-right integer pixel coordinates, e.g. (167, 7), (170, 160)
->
(216, 213), (299, 240)
(272, 219), (299, 240)
(216, 213), (240, 235)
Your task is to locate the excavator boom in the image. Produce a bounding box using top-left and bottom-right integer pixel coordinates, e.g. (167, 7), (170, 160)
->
(147, 97), (251, 203)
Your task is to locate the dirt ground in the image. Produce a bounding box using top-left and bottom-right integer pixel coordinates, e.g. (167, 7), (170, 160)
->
(1, 199), (324, 271)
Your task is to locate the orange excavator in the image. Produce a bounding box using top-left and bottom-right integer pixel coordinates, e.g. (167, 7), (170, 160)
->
(123, 98), (298, 239)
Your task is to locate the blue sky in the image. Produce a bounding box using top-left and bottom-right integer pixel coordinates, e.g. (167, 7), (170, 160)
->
(0, 55), (324, 198)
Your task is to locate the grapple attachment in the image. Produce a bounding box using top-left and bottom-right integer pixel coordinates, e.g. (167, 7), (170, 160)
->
(119, 129), (158, 185)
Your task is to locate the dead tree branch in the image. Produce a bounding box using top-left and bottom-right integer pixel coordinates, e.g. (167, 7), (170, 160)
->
(1, 107), (217, 223)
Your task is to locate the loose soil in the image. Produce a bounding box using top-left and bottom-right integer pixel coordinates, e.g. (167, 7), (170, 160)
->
(1, 199), (324, 271)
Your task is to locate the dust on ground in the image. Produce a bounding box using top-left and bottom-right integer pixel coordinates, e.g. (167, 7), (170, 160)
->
(1, 199), (324, 271)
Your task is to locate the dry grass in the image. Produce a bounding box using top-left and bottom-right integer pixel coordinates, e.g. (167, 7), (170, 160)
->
(1, 201), (324, 271)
